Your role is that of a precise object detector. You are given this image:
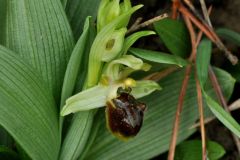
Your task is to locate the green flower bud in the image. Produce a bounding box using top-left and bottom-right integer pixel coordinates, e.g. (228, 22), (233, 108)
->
(97, 0), (121, 32)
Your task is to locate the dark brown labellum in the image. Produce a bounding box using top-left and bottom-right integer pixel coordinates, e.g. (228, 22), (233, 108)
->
(106, 91), (146, 140)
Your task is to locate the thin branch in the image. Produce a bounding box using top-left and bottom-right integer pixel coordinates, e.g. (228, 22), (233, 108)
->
(190, 117), (215, 129)
(168, 66), (192, 160)
(199, 0), (212, 27)
(209, 67), (240, 155)
(229, 99), (240, 111)
(172, 0), (180, 19)
(168, 15), (197, 160)
(143, 67), (178, 81)
(195, 72), (207, 160)
(126, 13), (168, 34)
(127, 17), (143, 34)
(178, 3), (238, 65)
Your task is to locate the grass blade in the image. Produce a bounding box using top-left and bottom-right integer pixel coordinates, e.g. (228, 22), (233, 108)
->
(204, 91), (240, 138)
(217, 28), (240, 46)
(129, 48), (188, 67)
(196, 39), (212, 88)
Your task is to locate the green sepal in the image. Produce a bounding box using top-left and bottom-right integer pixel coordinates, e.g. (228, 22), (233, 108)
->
(101, 28), (127, 62)
(131, 80), (161, 99)
(123, 31), (156, 55)
(104, 55), (151, 81)
(61, 85), (108, 116)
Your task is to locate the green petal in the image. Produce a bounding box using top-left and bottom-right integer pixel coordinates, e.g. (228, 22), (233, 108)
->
(104, 55), (148, 80)
(123, 31), (156, 55)
(61, 85), (109, 116)
(131, 80), (161, 99)
(101, 28), (127, 62)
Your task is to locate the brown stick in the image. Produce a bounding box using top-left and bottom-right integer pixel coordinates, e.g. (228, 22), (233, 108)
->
(168, 15), (197, 160)
(172, 0), (180, 19)
(143, 67), (178, 81)
(126, 13), (168, 35)
(168, 66), (192, 160)
(178, 4), (238, 65)
(229, 99), (240, 111)
(195, 72), (207, 160)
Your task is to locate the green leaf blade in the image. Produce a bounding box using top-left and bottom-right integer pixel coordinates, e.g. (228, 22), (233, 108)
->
(175, 140), (225, 160)
(154, 18), (191, 57)
(0, 46), (59, 160)
(196, 39), (212, 88)
(217, 28), (240, 46)
(123, 31), (155, 54)
(204, 91), (240, 138)
(129, 48), (188, 67)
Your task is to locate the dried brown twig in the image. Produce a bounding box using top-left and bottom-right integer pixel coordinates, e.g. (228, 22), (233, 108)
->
(126, 13), (168, 35)
(168, 14), (201, 160)
(179, 1), (238, 65)
(168, 3), (214, 160)
(195, 72), (207, 160)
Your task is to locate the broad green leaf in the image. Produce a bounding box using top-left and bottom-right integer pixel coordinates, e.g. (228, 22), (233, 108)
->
(0, 128), (13, 147)
(0, 0), (7, 44)
(65, 0), (100, 40)
(196, 39), (212, 88)
(61, 0), (68, 8)
(175, 140), (225, 160)
(0, 0), (74, 102)
(217, 28), (240, 46)
(154, 18), (191, 57)
(0, 46), (59, 160)
(83, 68), (234, 160)
(0, 145), (19, 160)
(204, 91), (240, 138)
(129, 48), (188, 67)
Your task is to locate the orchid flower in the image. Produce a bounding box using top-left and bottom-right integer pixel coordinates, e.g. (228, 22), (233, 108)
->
(61, 0), (160, 139)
